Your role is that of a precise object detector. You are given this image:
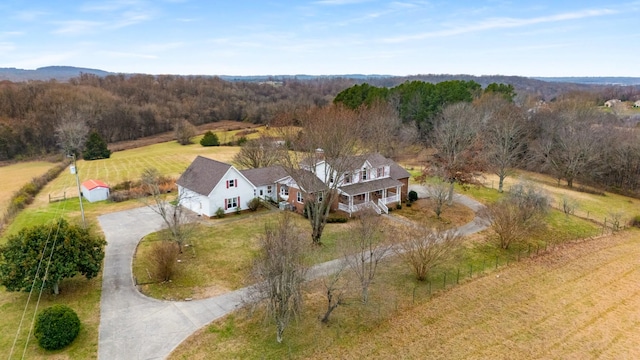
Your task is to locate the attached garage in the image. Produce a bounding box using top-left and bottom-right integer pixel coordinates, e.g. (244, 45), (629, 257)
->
(81, 179), (110, 203)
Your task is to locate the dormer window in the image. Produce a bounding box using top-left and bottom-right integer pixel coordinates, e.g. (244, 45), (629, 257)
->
(377, 167), (384, 177)
(344, 173), (351, 184)
(361, 168), (368, 181)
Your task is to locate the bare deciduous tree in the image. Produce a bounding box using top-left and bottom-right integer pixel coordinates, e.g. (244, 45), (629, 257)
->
(174, 119), (196, 145)
(278, 105), (364, 245)
(358, 101), (415, 157)
(396, 226), (461, 281)
(232, 136), (286, 169)
(343, 209), (391, 304)
(480, 97), (527, 192)
(140, 168), (193, 252)
(251, 213), (307, 343)
(320, 264), (348, 323)
(427, 177), (450, 219)
(481, 182), (548, 249)
(55, 111), (89, 156)
(431, 102), (483, 205)
(531, 102), (602, 188)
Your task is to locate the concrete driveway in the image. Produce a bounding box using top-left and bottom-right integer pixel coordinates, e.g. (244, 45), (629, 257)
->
(98, 189), (489, 359)
(98, 207), (248, 360)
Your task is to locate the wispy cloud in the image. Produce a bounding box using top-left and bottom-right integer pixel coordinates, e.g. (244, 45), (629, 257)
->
(0, 31), (24, 38)
(81, 0), (144, 13)
(82, 0), (154, 29)
(110, 10), (152, 28)
(383, 8), (618, 43)
(14, 10), (48, 22)
(53, 20), (104, 35)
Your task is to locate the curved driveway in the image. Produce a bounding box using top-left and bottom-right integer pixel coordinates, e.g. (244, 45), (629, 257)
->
(98, 207), (249, 360)
(98, 186), (487, 359)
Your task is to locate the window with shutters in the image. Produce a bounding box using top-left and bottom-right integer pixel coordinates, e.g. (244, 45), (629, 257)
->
(227, 179), (236, 188)
(225, 196), (238, 209)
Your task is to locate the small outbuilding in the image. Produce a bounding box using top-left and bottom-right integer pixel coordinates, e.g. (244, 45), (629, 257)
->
(81, 179), (110, 203)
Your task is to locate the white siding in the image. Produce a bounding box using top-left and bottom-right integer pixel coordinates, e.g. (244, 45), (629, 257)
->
(256, 184), (277, 202)
(208, 167), (256, 214)
(179, 186), (211, 216)
(81, 185), (109, 203)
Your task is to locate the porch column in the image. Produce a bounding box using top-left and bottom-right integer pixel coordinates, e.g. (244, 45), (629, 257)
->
(365, 192), (369, 202)
(396, 186), (401, 201)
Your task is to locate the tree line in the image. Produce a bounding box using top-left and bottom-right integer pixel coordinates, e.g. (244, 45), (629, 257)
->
(0, 74), (354, 160)
(333, 82), (640, 196)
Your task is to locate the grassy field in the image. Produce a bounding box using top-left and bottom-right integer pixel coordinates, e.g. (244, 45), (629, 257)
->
(168, 217), (622, 359)
(33, 142), (243, 208)
(0, 161), (59, 216)
(482, 170), (640, 225)
(1, 275), (102, 359)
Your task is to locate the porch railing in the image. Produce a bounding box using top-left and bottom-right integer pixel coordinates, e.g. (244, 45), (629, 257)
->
(381, 194), (399, 204)
(377, 199), (388, 214)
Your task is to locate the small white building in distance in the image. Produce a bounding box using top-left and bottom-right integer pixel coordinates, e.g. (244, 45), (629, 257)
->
(81, 179), (110, 203)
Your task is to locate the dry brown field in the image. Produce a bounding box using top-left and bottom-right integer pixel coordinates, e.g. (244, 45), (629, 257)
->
(307, 230), (640, 359)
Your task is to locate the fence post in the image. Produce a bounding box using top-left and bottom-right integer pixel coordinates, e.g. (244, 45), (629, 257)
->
(469, 264), (473, 278)
(456, 268), (460, 284)
(495, 255), (499, 269)
(443, 273), (447, 289)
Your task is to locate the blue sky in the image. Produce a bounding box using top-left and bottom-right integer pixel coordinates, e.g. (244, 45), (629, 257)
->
(1, 0), (638, 76)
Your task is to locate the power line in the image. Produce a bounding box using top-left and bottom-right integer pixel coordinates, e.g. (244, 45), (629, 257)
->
(7, 196), (67, 360)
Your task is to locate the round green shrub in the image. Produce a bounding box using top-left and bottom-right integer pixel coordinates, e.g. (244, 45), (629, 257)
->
(408, 190), (418, 203)
(34, 305), (81, 350)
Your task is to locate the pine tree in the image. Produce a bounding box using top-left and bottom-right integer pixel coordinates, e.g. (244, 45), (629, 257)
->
(82, 131), (111, 160)
(200, 130), (220, 146)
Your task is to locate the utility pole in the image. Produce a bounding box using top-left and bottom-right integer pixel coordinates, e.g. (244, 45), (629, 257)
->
(69, 153), (86, 228)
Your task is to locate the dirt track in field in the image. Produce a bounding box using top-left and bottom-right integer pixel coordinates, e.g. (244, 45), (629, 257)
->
(310, 230), (640, 359)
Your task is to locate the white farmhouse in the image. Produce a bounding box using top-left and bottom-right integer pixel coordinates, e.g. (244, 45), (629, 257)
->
(177, 156), (256, 216)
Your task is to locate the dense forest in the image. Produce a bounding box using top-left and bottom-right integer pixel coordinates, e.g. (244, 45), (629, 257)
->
(0, 74), (355, 160)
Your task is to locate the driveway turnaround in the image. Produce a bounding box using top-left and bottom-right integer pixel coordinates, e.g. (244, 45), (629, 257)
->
(98, 207), (249, 360)
(98, 189), (487, 359)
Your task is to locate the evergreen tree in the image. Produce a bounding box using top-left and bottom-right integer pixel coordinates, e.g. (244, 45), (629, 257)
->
(82, 131), (111, 160)
(200, 130), (220, 146)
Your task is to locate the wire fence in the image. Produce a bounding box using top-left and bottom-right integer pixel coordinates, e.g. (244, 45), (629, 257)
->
(408, 226), (622, 303)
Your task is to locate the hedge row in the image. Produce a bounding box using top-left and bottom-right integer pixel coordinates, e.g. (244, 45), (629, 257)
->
(1, 160), (70, 232)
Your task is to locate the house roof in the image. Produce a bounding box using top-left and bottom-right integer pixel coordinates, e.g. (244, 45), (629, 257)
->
(389, 162), (411, 180)
(339, 177), (403, 196)
(81, 179), (109, 190)
(280, 169), (329, 193)
(240, 166), (288, 187)
(176, 156), (232, 196)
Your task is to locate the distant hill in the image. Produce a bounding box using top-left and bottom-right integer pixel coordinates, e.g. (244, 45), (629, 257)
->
(0, 66), (112, 82)
(2, 66), (640, 102)
(534, 77), (640, 86)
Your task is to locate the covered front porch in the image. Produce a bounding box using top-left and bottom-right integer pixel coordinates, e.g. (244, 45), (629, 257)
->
(337, 178), (403, 215)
